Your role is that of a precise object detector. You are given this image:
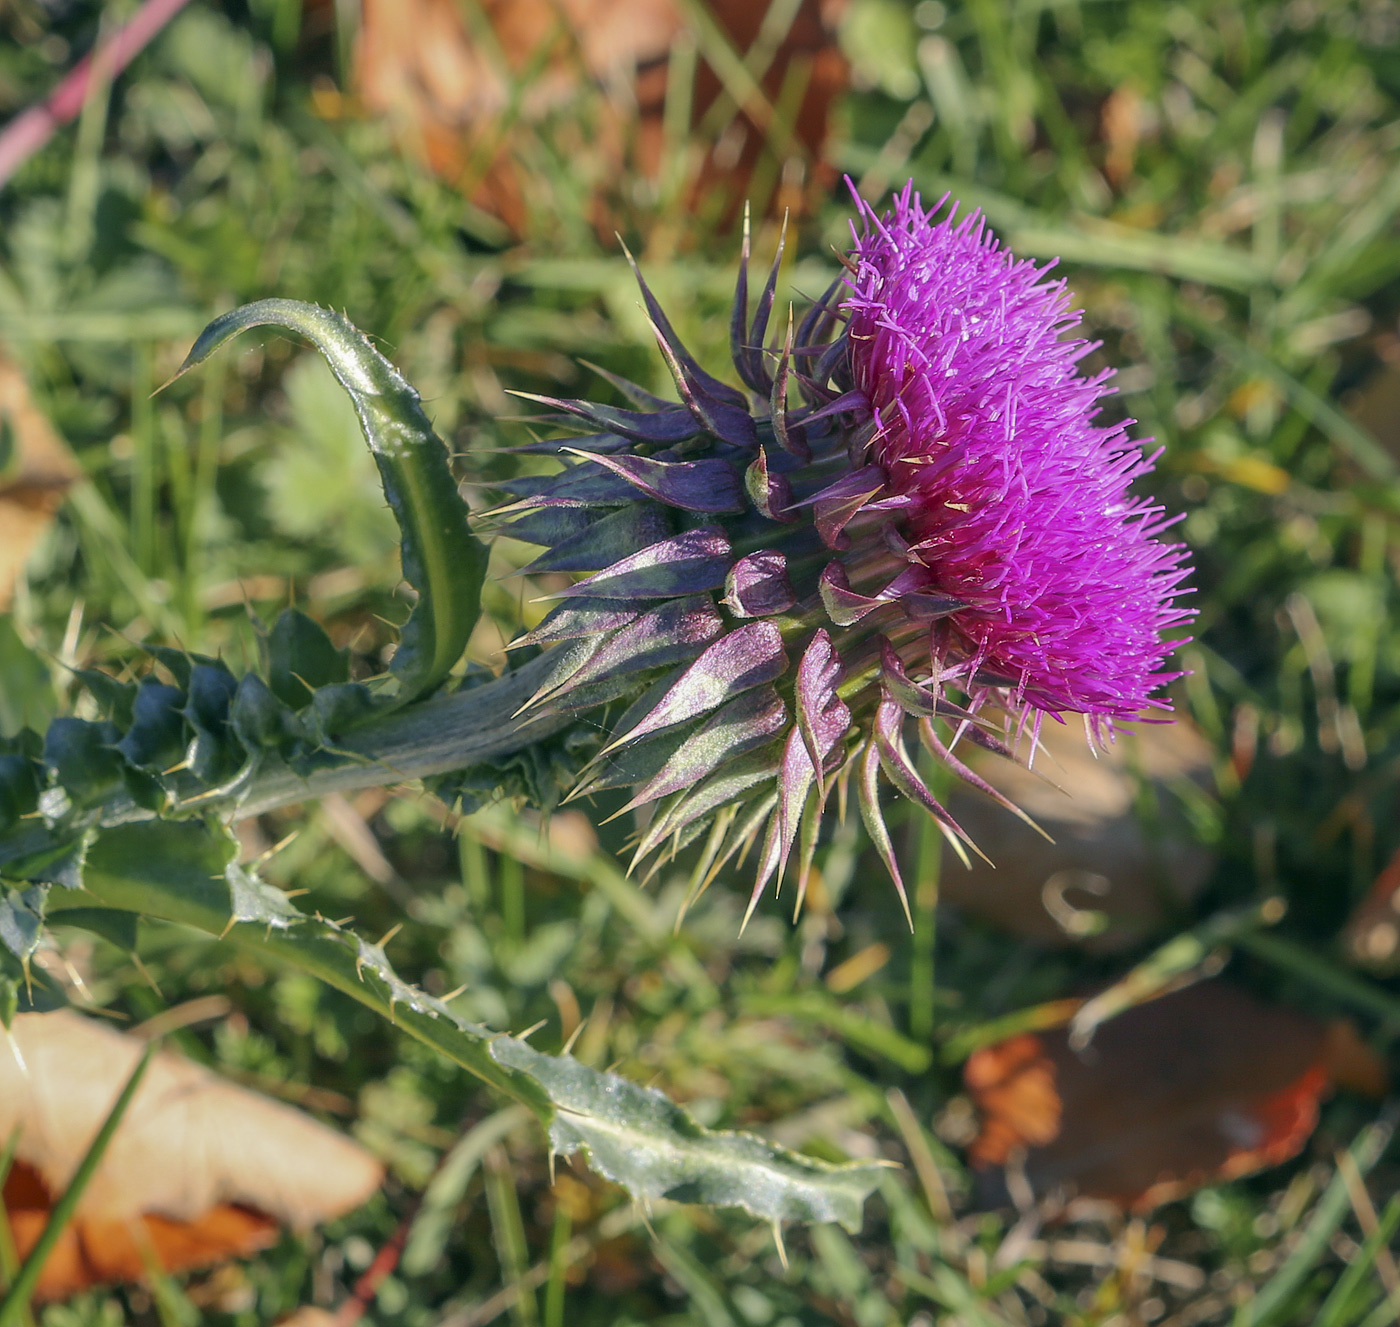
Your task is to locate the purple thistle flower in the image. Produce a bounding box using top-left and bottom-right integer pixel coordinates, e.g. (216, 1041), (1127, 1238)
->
(844, 183), (1192, 721)
(494, 182), (1194, 924)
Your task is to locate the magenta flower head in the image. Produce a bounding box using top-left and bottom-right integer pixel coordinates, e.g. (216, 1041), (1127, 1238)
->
(844, 182), (1192, 722)
(495, 180), (1192, 924)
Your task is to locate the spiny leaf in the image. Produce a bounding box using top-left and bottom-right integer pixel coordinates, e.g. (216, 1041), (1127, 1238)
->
(73, 821), (884, 1231)
(492, 1037), (885, 1232)
(184, 662), (242, 786)
(268, 608), (349, 710)
(114, 680), (185, 772)
(172, 300), (487, 707)
(0, 885), (45, 962)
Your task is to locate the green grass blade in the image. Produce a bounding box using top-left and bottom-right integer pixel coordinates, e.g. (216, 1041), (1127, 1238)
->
(1182, 311), (1396, 482)
(740, 990), (932, 1073)
(1315, 1194), (1400, 1327)
(402, 1106), (531, 1278)
(0, 1040), (154, 1327)
(484, 1145), (538, 1327)
(1236, 1108), (1398, 1327)
(671, 0), (796, 160)
(541, 1201), (571, 1327)
(1235, 931), (1400, 1028)
(1067, 896), (1287, 1048)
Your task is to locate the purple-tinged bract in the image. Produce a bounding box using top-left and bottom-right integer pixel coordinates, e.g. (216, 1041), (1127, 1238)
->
(492, 183), (1194, 923)
(845, 183), (1192, 720)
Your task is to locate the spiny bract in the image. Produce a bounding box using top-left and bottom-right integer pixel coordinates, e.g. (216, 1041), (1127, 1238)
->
(493, 180), (1193, 925)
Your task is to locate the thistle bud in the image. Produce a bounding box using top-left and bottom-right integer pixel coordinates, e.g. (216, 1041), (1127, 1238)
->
(496, 180), (1193, 924)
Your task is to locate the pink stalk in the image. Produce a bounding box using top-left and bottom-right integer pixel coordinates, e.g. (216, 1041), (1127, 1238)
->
(0, 0), (193, 189)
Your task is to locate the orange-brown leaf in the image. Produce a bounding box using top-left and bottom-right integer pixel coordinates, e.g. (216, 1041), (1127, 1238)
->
(963, 982), (1385, 1212)
(351, 0), (847, 230)
(1343, 843), (1400, 972)
(5, 1161), (279, 1303)
(0, 1012), (382, 1299)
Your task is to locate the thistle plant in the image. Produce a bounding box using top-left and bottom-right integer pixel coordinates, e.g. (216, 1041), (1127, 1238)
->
(0, 179), (1190, 1231)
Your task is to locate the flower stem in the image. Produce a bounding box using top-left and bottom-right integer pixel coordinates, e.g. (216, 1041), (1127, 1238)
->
(233, 652), (573, 820)
(0, 655), (574, 878)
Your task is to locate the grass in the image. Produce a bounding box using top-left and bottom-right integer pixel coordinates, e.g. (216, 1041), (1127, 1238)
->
(2, 0), (1400, 1323)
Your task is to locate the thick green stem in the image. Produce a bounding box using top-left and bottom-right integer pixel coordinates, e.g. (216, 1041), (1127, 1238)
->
(0, 656), (573, 879)
(232, 652), (573, 819)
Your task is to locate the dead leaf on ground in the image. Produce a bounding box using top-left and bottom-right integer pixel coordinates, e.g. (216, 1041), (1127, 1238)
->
(1101, 84), (1145, 186)
(0, 1011), (383, 1301)
(1343, 842), (1400, 973)
(0, 355), (79, 611)
(346, 0), (849, 231)
(963, 982), (1386, 1213)
(944, 717), (1216, 951)
(276, 1310), (337, 1327)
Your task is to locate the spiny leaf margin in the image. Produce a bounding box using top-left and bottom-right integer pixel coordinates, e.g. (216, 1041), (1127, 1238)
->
(61, 819), (883, 1232)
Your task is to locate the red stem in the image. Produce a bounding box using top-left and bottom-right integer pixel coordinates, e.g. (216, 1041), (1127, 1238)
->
(0, 0), (194, 189)
(332, 1206), (418, 1327)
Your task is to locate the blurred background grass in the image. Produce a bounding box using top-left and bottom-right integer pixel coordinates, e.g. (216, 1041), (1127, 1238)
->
(3, 0), (1400, 1322)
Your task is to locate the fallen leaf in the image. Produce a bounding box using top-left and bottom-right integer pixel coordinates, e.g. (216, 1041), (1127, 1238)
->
(0, 354), (79, 612)
(0, 1011), (383, 1301)
(276, 1310), (337, 1327)
(963, 982), (1386, 1212)
(1343, 843), (1400, 973)
(350, 0), (848, 231)
(944, 717), (1216, 951)
(1101, 84), (1143, 186)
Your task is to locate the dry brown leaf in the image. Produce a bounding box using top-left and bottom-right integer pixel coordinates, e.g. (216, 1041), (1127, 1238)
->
(0, 354), (79, 611)
(0, 1011), (383, 1300)
(944, 718), (1216, 950)
(349, 0), (848, 231)
(963, 982), (1387, 1213)
(1343, 843), (1400, 972)
(1101, 84), (1143, 186)
(276, 1310), (337, 1327)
